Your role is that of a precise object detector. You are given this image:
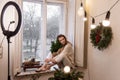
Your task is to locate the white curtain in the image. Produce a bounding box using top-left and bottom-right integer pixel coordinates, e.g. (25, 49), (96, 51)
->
(67, 0), (85, 67)
(74, 0), (85, 67)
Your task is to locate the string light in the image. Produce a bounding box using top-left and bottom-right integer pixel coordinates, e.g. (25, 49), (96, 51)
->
(64, 66), (70, 73)
(91, 18), (96, 29)
(102, 11), (111, 26)
(78, 2), (84, 16)
(83, 10), (87, 21)
(78, 0), (120, 28)
(77, 1), (87, 21)
(88, 0), (120, 28)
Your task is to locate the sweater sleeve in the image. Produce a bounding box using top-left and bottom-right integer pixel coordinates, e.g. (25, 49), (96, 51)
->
(46, 52), (52, 59)
(53, 43), (72, 63)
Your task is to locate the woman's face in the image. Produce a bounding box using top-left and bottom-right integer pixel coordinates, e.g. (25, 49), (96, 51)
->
(58, 36), (66, 45)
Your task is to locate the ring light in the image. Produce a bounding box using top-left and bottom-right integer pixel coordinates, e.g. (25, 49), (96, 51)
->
(0, 1), (22, 80)
(0, 1), (22, 37)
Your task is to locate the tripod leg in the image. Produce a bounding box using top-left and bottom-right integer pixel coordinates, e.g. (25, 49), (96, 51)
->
(7, 37), (11, 80)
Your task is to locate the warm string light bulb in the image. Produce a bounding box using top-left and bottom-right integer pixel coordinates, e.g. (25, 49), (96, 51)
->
(83, 10), (87, 21)
(102, 11), (111, 26)
(91, 18), (96, 29)
(64, 66), (70, 73)
(78, 2), (84, 16)
(102, 20), (110, 26)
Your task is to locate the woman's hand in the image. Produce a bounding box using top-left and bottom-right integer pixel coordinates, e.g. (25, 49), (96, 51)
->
(45, 58), (51, 63)
(50, 59), (57, 64)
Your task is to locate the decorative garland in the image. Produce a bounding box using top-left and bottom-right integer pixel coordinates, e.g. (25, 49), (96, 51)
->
(90, 23), (113, 50)
(48, 68), (84, 80)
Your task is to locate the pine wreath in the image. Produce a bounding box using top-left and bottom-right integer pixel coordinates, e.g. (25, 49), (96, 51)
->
(90, 23), (113, 50)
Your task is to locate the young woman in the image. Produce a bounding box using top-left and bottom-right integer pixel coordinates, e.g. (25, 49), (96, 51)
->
(36, 34), (75, 72)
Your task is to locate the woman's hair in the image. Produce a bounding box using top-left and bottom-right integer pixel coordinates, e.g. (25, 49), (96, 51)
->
(57, 34), (72, 47)
(57, 34), (67, 44)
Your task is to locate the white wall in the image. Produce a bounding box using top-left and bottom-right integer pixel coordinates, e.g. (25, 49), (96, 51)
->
(84, 0), (120, 80)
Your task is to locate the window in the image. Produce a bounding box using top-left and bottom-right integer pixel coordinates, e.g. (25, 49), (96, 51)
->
(22, 0), (66, 63)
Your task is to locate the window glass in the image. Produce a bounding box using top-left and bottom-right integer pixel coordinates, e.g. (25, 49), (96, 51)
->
(22, 2), (42, 61)
(46, 3), (64, 56)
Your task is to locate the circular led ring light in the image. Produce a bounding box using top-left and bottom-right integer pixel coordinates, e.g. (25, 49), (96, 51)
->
(0, 1), (22, 37)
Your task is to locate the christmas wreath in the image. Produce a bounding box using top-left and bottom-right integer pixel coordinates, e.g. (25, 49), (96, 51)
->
(90, 23), (113, 50)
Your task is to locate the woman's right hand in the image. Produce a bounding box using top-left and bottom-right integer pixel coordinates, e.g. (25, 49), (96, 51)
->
(45, 58), (51, 63)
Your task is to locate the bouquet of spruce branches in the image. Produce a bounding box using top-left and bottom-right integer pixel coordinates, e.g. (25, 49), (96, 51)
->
(50, 40), (63, 53)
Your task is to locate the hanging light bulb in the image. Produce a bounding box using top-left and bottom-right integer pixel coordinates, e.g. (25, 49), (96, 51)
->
(83, 10), (87, 21)
(78, 2), (84, 16)
(64, 66), (70, 73)
(102, 11), (110, 26)
(91, 17), (96, 29)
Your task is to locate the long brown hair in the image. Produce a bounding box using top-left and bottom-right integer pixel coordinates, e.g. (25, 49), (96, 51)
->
(57, 34), (67, 45)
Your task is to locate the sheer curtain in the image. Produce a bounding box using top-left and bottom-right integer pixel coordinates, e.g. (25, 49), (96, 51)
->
(67, 0), (85, 67)
(74, 0), (85, 67)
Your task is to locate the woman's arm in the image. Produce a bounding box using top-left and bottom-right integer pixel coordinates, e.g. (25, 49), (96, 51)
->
(53, 43), (72, 63)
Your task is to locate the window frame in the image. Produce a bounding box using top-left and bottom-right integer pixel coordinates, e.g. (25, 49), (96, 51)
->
(13, 0), (68, 74)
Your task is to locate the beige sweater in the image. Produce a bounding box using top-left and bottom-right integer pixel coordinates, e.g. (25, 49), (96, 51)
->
(53, 43), (75, 68)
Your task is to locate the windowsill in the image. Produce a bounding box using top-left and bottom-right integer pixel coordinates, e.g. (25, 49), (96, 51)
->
(16, 69), (55, 77)
(15, 66), (85, 79)
(14, 69), (55, 80)
(16, 65), (59, 77)
(16, 63), (60, 77)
